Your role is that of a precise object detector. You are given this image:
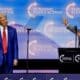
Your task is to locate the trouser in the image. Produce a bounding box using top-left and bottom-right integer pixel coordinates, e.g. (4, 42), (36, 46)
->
(0, 54), (13, 74)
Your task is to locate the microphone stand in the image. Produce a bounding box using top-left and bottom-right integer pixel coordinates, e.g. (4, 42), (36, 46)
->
(26, 28), (31, 73)
(75, 26), (77, 48)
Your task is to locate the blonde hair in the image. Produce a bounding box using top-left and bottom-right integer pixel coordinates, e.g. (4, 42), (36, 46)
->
(0, 13), (7, 19)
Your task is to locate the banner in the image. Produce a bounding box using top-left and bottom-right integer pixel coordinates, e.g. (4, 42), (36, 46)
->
(0, 0), (80, 59)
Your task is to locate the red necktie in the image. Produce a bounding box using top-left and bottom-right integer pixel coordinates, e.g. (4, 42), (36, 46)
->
(2, 29), (7, 54)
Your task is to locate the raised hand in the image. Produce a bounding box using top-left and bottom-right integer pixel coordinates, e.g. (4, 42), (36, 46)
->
(63, 18), (68, 26)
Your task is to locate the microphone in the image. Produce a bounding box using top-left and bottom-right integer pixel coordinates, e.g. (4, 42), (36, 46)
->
(24, 26), (32, 73)
(23, 26), (32, 33)
(27, 28), (32, 31)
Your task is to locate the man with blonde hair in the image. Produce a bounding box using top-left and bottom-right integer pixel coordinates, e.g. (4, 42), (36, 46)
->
(63, 18), (80, 47)
(0, 13), (18, 73)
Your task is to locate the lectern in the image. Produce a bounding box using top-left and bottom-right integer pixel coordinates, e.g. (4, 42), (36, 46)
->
(58, 48), (80, 73)
(59, 48), (80, 63)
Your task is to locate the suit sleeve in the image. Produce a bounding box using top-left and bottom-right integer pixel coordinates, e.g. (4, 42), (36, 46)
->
(13, 29), (18, 60)
(67, 25), (80, 34)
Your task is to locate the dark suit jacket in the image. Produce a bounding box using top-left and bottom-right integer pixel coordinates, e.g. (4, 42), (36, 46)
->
(67, 25), (80, 47)
(0, 26), (18, 66)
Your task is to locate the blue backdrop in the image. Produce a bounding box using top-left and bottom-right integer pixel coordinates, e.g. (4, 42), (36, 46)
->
(0, 0), (80, 59)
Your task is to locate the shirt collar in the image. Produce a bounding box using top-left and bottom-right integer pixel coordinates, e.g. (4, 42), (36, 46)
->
(0, 25), (7, 30)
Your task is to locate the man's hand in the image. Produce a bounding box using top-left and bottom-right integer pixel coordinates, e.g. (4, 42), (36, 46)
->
(63, 18), (68, 26)
(13, 59), (18, 66)
(77, 32), (80, 36)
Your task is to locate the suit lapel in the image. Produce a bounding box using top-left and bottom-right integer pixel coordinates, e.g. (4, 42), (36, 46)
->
(0, 31), (3, 50)
(7, 26), (10, 52)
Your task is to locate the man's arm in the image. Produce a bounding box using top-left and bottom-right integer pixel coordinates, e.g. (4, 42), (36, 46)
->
(13, 29), (18, 66)
(63, 18), (80, 36)
(67, 25), (77, 33)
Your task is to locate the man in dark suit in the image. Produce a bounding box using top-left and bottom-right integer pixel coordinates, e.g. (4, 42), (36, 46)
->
(63, 18), (80, 47)
(0, 13), (18, 73)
